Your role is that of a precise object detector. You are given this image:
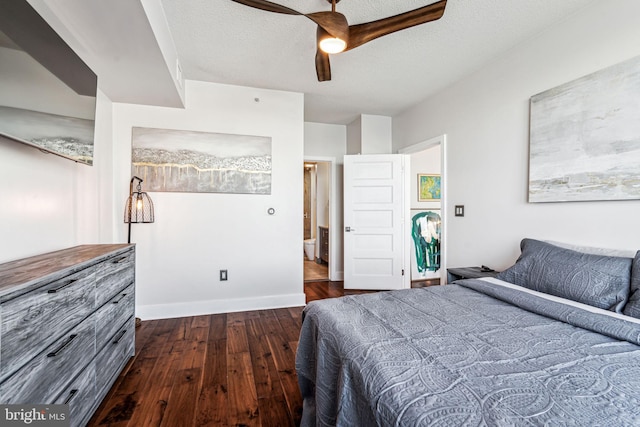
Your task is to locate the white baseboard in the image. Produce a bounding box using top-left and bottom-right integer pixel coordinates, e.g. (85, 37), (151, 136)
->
(136, 293), (306, 321)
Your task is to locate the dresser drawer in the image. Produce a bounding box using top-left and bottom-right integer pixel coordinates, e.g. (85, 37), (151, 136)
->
(54, 360), (96, 427)
(95, 249), (135, 307)
(0, 266), (97, 381)
(96, 318), (135, 396)
(96, 283), (135, 351)
(0, 311), (96, 404)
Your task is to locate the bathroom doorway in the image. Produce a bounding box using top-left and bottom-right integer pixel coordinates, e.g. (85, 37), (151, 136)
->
(303, 161), (330, 282)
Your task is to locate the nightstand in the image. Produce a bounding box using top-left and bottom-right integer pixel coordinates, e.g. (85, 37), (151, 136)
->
(447, 267), (500, 283)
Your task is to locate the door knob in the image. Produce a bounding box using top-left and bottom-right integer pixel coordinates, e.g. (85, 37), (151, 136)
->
(345, 226), (355, 232)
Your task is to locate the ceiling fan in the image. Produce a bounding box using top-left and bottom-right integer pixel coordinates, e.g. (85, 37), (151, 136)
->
(230, 0), (447, 82)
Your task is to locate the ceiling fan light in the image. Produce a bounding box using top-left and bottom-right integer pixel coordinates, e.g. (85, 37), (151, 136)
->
(319, 37), (346, 54)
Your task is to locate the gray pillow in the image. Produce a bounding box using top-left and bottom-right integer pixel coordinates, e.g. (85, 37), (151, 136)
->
(544, 240), (636, 258)
(622, 251), (640, 318)
(496, 239), (632, 312)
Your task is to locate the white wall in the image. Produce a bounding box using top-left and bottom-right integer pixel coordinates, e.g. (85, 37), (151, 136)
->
(113, 80), (305, 319)
(304, 122), (346, 278)
(393, 0), (640, 269)
(346, 114), (392, 154)
(346, 116), (362, 155)
(361, 115), (392, 154)
(0, 89), (114, 263)
(316, 162), (330, 228)
(308, 166), (317, 240)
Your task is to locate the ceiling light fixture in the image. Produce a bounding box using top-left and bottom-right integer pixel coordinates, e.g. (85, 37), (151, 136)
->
(319, 36), (346, 54)
(318, 0), (346, 54)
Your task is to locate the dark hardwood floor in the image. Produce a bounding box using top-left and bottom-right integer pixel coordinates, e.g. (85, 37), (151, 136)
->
(87, 281), (372, 427)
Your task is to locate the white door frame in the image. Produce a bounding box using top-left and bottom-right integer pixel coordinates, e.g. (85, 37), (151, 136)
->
(303, 156), (339, 281)
(398, 134), (448, 284)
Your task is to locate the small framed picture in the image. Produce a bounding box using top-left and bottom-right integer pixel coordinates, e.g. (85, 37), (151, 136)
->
(418, 174), (441, 201)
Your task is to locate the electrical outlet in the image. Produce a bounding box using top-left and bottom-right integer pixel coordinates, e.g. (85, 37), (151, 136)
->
(455, 205), (465, 217)
(220, 270), (228, 281)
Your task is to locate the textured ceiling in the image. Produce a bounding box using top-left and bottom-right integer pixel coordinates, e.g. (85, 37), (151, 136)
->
(161, 0), (595, 124)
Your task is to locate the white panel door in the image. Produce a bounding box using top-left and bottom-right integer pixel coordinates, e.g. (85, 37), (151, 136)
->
(344, 154), (409, 290)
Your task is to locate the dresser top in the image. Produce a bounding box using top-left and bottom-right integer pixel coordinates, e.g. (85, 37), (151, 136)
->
(0, 244), (133, 298)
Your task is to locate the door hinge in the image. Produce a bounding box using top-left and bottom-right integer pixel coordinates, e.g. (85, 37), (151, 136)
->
(402, 269), (405, 276)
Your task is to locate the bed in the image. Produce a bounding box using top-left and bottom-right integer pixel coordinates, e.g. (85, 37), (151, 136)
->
(295, 239), (640, 426)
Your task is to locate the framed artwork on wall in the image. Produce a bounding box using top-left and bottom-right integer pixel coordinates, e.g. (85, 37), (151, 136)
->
(529, 55), (640, 202)
(418, 174), (441, 201)
(131, 127), (272, 194)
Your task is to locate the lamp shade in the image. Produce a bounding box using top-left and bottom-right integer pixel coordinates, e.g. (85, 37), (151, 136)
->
(124, 191), (154, 223)
(124, 176), (154, 244)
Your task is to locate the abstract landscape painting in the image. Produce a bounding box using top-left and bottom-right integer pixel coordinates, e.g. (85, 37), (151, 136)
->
(529, 55), (640, 202)
(0, 106), (94, 165)
(131, 127), (272, 194)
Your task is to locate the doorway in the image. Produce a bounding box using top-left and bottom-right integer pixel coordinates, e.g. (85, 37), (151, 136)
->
(303, 161), (330, 281)
(398, 134), (447, 286)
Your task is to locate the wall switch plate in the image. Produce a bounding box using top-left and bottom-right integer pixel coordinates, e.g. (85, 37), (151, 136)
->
(220, 270), (228, 281)
(455, 205), (465, 217)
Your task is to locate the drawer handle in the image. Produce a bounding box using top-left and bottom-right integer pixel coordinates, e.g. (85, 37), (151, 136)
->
(113, 329), (127, 344)
(47, 279), (77, 294)
(64, 389), (78, 405)
(112, 293), (127, 304)
(47, 334), (78, 357)
(113, 256), (128, 264)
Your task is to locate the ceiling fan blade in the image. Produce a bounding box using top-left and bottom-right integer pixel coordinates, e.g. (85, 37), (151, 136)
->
(306, 11), (349, 41)
(315, 49), (332, 82)
(346, 0), (447, 51)
(315, 28), (332, 82)
(229, 0), (301, 15)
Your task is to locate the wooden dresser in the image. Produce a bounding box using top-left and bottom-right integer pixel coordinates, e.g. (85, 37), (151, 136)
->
(0, 244), (135, 427)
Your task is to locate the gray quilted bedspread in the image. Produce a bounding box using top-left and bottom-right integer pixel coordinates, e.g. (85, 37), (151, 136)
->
(296, 279), (640, 426)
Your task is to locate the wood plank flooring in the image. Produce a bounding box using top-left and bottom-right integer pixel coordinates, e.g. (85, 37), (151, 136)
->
(303, 259), (328, 282)
(87, 281), (370, 427)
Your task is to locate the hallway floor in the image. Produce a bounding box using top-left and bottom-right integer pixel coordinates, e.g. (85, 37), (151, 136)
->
(303, 259), (328, 281)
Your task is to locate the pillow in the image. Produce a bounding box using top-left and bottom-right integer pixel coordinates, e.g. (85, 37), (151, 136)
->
(622, 251), (640, 318)
(544, 240), (637, 258)
(496, 239), (632, 312)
